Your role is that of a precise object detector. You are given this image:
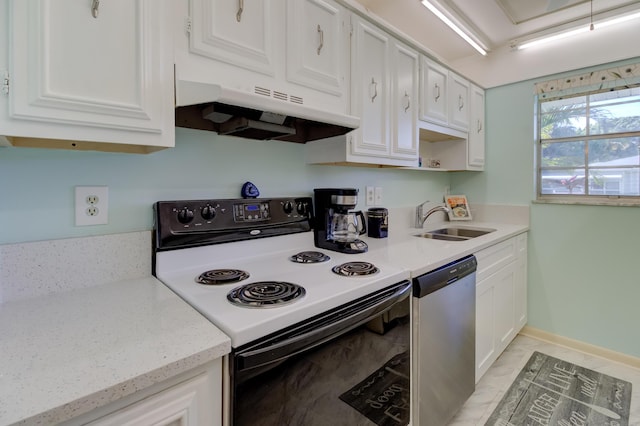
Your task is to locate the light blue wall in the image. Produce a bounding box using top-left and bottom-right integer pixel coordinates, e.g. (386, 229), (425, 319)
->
(0, 127), (450, 244)
(452, 58), (640, 357)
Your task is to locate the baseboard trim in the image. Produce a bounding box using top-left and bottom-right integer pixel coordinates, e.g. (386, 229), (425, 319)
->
(520, 325), (640, 370)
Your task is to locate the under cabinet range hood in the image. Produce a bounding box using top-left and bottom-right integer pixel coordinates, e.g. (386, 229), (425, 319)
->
(174, 80), (359, 143)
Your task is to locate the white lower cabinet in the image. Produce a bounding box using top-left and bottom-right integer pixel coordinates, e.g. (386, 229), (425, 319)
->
(515, 233), (528, 329)
(62, 358), (223, 426)
(475, 234), (527, 382)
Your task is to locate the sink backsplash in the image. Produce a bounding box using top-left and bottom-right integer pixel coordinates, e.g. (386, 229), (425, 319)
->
(0, 231), (151, 303)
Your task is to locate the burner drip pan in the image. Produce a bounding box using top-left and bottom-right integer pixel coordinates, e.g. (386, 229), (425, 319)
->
(196, 269), (250, 285)
(289, 251), (331, 263)
(227, 282), (306, 308)
(332, 261), (379, 277)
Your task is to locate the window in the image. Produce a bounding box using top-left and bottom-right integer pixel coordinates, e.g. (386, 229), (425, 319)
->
(537, 87), (640, 204)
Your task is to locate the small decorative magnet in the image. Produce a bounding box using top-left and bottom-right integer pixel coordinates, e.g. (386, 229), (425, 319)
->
(241, 181), (260, 199)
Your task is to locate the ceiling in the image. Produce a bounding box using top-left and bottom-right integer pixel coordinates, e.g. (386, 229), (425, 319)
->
(356, 0), (640, 63)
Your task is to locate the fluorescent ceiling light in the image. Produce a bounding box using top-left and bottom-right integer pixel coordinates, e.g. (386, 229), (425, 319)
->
(518, 10), (640, 50)
(518, 26), (591, 50)
(420, 0), (487, 56)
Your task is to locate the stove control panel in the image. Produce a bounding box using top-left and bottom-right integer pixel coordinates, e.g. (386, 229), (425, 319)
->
(154, 197), (313, 250)
(234, 201), (270, 222)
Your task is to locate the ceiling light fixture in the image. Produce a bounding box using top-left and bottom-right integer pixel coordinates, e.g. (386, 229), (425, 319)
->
(517, 9), (640, 50)
(420, 0), (487, 56)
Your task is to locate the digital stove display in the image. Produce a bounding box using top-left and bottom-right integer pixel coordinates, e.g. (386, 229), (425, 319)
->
(234, 202), (270, 222)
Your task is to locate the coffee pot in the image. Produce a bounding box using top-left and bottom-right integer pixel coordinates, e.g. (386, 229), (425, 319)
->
(313, 188), (368, 254)
(328, 210), (366, 242)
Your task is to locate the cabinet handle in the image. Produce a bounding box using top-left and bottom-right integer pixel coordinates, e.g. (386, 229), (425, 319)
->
(458, 94), (464, 111)
(434, 83), (440, 101)
(317, 25), (324, 55)
(477, 119), (482, 133)
(370, 78), (378, 103)
(236, 0), (244, 22)
(91, 0), (100, 18)
(404, 91), (410, 112)
(2, 71), (9, 95)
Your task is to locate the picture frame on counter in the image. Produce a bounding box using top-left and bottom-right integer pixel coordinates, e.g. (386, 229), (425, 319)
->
(445, 195), (472, 221)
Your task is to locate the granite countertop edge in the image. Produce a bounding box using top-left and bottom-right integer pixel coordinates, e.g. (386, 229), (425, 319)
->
(0, 276), (231, 426)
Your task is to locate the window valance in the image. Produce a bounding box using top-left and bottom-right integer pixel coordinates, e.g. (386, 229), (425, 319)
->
(535, 61), (640, 100)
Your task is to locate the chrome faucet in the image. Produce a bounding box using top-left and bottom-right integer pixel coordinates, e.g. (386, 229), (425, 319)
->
(415, 200), (450, 228)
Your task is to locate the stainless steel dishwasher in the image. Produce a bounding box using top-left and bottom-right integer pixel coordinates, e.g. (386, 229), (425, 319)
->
(412, 255), (477, 426)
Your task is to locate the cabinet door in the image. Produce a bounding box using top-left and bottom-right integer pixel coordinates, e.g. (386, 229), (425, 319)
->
(286, 0), (347, 98)
(86, 370), (220, 426)
(467, 84), (485, 170)
(493, 261), (517, 354)
(448, 72), (470, 131)
(350, 17), (390, 158)
(475, 261), (517, 382)
(419, 57), (448, 125)
(6, 0), (173, 149)
(515, 233), (528, 329)
(475, 276), (496, 383)
(390, 40), (419, 162)
(189, 0), (276, 76)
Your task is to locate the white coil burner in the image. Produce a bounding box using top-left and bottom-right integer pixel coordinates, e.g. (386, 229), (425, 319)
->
(332, 261), (380, 277)
(289, 250), (331, 264)
(227, 281), (306, 308)
(196, 269), (250, 285)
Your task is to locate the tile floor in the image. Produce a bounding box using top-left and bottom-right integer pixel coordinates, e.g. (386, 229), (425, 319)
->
(450, 334), (640, 425)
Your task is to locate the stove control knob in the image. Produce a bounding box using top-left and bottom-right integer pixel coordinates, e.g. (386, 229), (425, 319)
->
(283, 201), (293, 214)
(201, 205), (216, 220)
(177, 207), (194, 224)
(296, 201), (309, 216)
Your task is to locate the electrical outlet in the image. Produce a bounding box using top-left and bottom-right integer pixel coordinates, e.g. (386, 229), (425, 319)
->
(444, 185), (451, 196)
(75, 186), (108, 226)
(374, 187), (383, 205)
(365, 186), (375, 206)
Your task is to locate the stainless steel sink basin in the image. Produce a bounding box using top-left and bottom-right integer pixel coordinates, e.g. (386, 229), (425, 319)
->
(414, 226), (496, 241)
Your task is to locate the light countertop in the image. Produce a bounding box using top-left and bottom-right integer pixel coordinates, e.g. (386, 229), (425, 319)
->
(0, 276), (231, 426)
(363, 220), (529, 277)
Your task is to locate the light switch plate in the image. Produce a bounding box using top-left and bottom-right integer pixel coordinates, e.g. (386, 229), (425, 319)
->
(374, 187), (383, 205)
(365, 186), (375, 206)
(75, 186), (109, 226)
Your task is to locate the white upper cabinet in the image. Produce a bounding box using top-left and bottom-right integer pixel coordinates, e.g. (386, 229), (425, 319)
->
(448, 71), (470, 131)
(1, 0), (174, 153)
(286, 0), (348, 99)
(420, 57), (470, 132)
(467, 83), (485, 170)
(419, 57), (448, 126)
(188, 0), (277, 77)
(306, 14), (418, 167)
(418, 55), (485, 171)
(349, 16), (391, 158)
(390, 40), (419, 161)
(178, 0), (348, 113)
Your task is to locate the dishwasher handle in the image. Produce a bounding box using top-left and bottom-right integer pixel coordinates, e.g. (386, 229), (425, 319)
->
(413, 255), (477, 298)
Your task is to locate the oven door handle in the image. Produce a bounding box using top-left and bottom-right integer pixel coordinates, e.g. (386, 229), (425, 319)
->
(235, 280), (411, 372)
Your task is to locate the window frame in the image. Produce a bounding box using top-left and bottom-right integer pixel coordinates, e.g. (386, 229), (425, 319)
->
(535, 87), (640, 206)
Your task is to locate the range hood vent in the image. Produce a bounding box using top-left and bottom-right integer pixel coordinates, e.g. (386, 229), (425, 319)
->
(175, 80), (359, 143)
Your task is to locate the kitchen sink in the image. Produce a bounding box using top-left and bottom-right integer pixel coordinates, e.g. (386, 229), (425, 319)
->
(414, 226), (496, 241)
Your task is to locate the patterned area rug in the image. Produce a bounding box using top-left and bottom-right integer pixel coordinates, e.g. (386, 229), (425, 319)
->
(339, 351), (410, 426)
(486, 351), (632, 425)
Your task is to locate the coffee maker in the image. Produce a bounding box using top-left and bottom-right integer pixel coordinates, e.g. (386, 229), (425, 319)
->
(313, 188), (368, 254)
